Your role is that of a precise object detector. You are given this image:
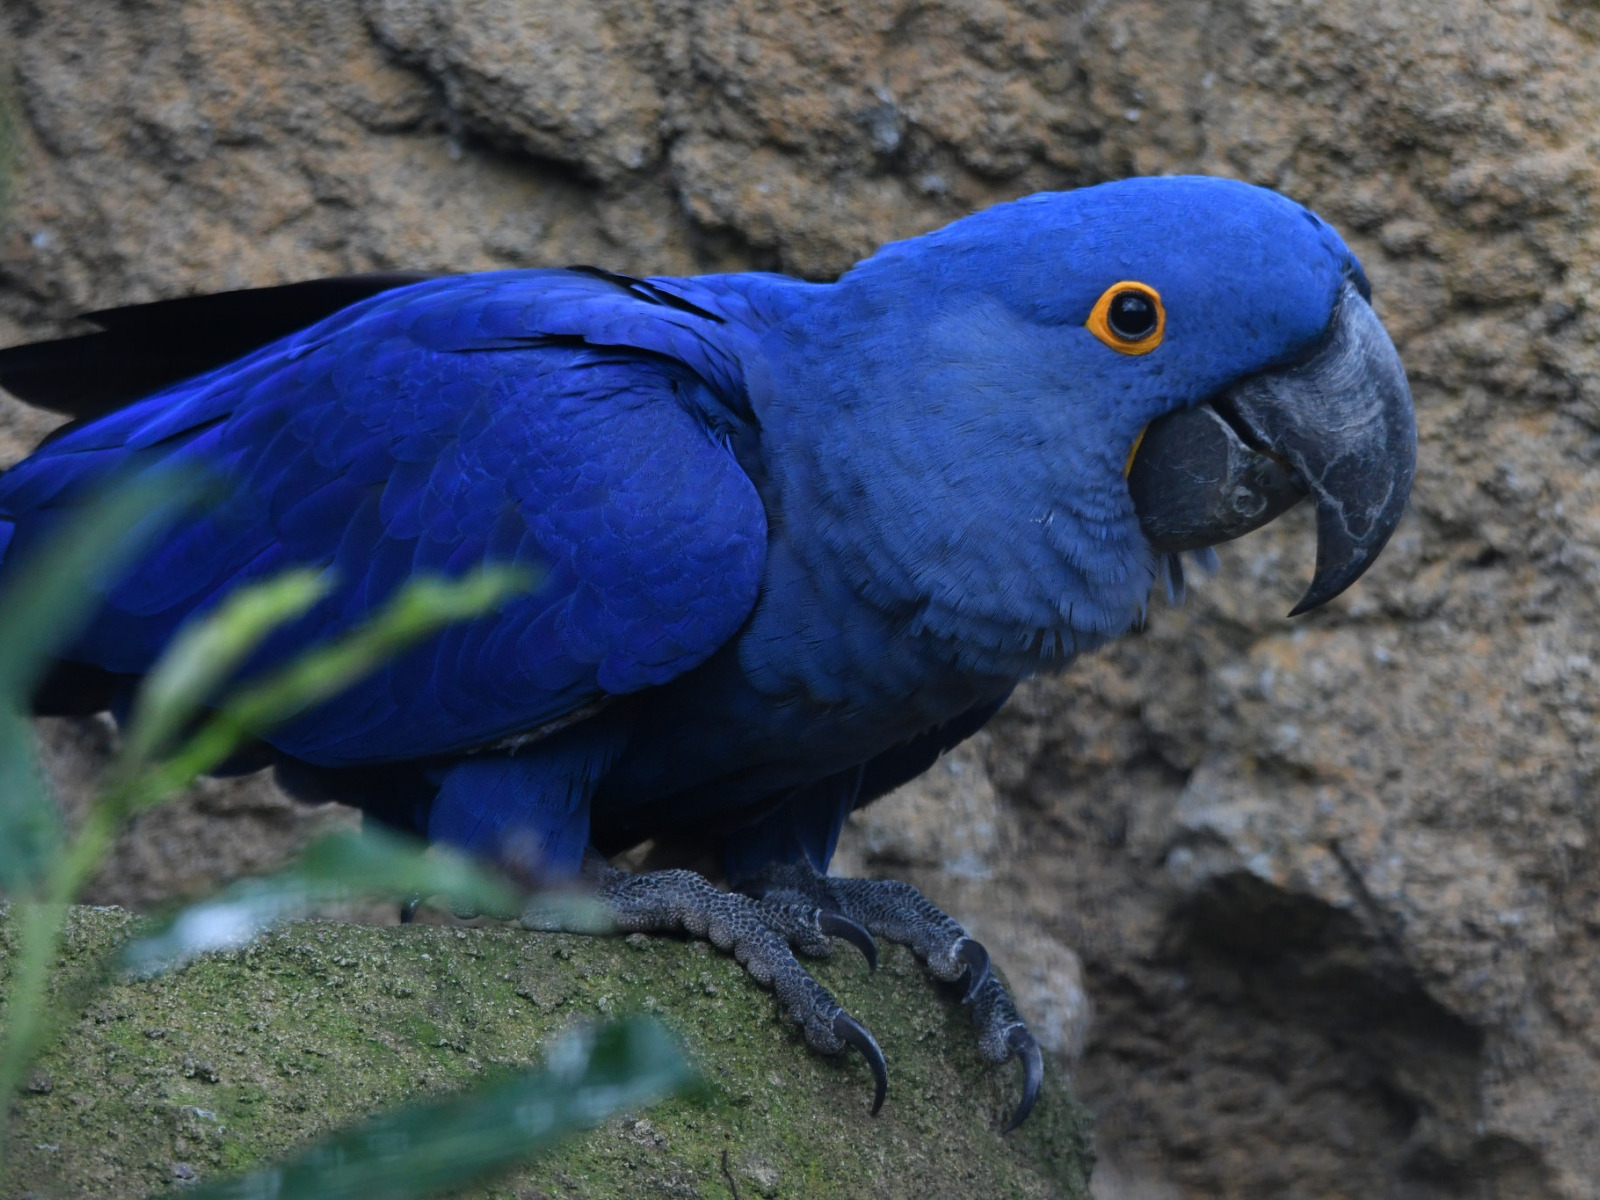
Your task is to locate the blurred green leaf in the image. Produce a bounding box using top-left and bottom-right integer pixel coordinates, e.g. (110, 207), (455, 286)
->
(0, 472), (211, 1152)
(220, 568), (534, 728)
(0, 707), (60, 894)
(175, 1018), (696, 1200)
(125, 566), (532, 810)
(292, 825), (520, 909)
(0, 470), (205, 893)
(120, 826), (551, 978)
(0, 462), (538, 1187)
(118, 569), (330, 768)
(0, 469), (205, 705)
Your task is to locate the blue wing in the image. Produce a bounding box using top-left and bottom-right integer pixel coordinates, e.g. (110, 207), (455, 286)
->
(0, 270), (768, 766)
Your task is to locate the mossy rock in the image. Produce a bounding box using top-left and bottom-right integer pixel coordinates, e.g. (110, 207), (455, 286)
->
(2, 907), (1092, 1198)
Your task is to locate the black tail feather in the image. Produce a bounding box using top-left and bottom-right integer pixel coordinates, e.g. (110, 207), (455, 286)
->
(0, 271), (442, 419)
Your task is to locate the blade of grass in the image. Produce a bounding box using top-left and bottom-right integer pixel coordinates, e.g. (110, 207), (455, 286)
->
(121, 827), (543, 978)
(0, 468), (206, 704)
(0, 711), (65, 1125)
(116, 569), (331, 768)
(115, 567), (531, 814)
(0, 705), (60, 895)
(0, 470), (207, 891)
(5, 566), (530, 1038)
(2, 555), (529, 1180)
(0, 472), (206, 1159)
(174, 1018), (697, 1200)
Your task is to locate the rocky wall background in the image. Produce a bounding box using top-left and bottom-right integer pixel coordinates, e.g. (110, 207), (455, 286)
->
(2, 1), (1599, 1196)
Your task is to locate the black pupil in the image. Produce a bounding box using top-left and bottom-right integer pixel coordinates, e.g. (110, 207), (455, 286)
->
(1108, 291), (1157, 340)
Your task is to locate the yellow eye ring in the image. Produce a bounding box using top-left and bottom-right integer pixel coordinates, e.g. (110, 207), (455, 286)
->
(1087, 281), (1165, 355)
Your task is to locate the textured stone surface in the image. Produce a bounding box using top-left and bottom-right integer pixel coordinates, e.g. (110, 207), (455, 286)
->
(0, 907), (1090, 1199)
(3, 1), (1600, 1197)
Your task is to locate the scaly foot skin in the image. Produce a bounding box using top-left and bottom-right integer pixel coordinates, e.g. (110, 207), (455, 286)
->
(524, 862), (889, 1113)
(742, 862), (1043, 1131)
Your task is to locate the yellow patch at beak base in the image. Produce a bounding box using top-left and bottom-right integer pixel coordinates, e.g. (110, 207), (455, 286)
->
(1124, 424), (1148, 477)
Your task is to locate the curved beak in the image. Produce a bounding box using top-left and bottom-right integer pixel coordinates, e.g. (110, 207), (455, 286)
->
(1127, 281), (1416, 615)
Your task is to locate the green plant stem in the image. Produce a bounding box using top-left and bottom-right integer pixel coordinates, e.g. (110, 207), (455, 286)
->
(0, 737), (244, 1174)
(0, 901), (61, 1117)
(1, 568), (530, 1184)
(0, 794), (125, 1172)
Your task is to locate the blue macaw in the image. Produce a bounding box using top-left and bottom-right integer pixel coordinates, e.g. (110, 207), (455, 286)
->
(0, 176), (1415, 1128)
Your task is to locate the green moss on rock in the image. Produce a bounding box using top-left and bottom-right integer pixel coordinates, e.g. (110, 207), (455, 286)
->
(3, 907), (1092, 1198)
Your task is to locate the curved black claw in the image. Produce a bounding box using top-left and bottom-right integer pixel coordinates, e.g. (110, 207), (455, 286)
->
(399, 896), (422, 924)
(832, 1011), (888, 1115)
(1002, 1025), (1044, 1133)
(955, 936), (991, 1003)
(819, 911), (879, 971)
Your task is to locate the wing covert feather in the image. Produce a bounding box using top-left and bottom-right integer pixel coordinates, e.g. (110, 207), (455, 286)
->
(0, 272), (768, 765)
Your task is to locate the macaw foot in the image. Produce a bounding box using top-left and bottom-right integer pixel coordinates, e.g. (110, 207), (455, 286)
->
(518, 859), (1038, 1126)
(523, 862), (889, 1114)
(740, 862), (1043, 1131)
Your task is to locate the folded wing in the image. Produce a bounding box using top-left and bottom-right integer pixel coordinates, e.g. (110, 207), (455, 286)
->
(0, 270), (768, 765)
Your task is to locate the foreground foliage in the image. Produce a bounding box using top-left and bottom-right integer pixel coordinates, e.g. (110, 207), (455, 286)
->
(0, 477), (695, 1197)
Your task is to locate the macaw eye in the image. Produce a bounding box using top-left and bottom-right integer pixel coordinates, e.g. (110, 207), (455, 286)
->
(1087, 281), (1165, 356)
(1109, 292), (1157, 339)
